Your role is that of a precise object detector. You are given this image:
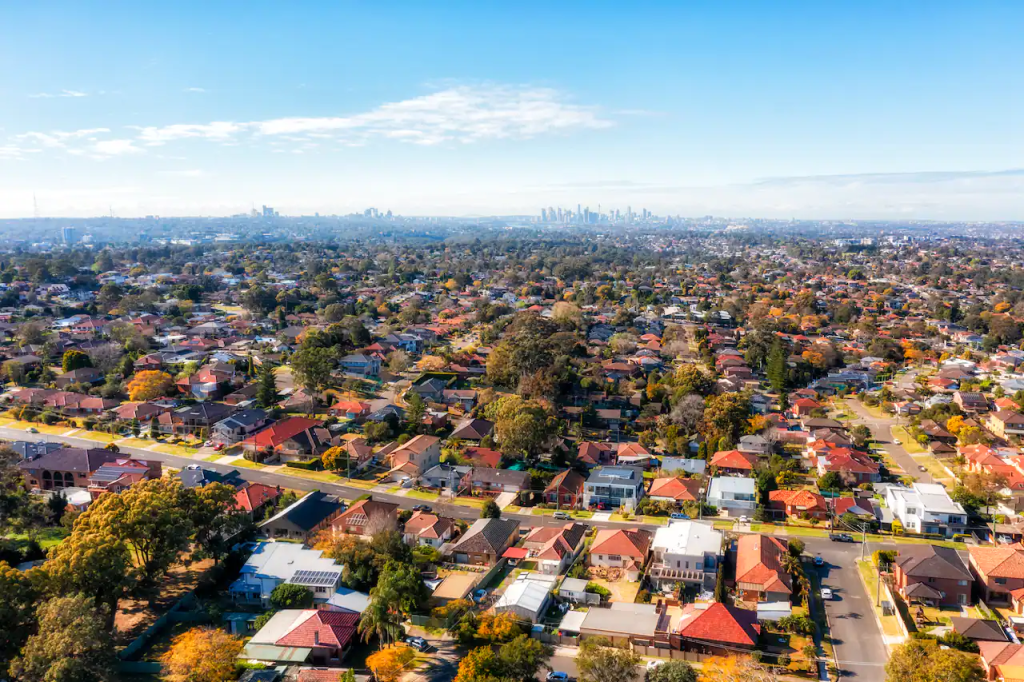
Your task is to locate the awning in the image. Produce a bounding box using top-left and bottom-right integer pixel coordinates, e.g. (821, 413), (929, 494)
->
(503, 547), (529, 560)
(239, 644), (312, 663)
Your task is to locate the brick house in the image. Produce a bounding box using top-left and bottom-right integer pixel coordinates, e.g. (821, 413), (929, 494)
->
(969, 546), (1024, 608)
(331, 497), (399, 536)
(734, 534), (792, 603)
(544, 470), (585, 508)
(767, 489), (828, 521)
(893, 545), (973, 607)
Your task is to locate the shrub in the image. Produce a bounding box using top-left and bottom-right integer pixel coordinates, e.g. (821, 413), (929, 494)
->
(285, 458), (323, 471)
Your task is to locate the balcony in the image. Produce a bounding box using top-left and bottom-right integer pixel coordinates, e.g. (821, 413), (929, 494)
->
(649, 565), (705, 583)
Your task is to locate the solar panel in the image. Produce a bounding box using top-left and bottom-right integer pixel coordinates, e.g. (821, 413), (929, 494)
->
(288, 569), (340, 587)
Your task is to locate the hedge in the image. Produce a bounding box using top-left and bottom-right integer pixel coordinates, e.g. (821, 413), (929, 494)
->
(285, 458), (323, 471)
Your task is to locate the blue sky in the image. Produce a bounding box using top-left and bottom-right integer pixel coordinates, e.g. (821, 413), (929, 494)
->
(1, 1), (1023, 219)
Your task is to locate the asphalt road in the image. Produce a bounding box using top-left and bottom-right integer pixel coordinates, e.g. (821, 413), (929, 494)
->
(805, 537), (889, 680)
(845, 398), (932, 484)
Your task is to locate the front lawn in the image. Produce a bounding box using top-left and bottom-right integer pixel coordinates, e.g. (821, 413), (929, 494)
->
(452, 496), (486, 509)
(74, 430), (121, 443)
(6, 527), (69, 550)
(406, 489), (440, 502)
(891, 426), (925, 453)
(152, 443), (202, 457)
(233, 459), (266, 469)
(855, 559), (906, 638)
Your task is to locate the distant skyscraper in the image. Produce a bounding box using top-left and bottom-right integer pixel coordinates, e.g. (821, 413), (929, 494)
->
(262, 205), (274, 217)
(62, 226), (77, 244)
(577, 204), (582, 224)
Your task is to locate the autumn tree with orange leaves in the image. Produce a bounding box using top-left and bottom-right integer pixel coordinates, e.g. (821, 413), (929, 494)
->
(366, 645), (415, 682)
(160, 626), (243, 682)
(126, 370), (174, 402)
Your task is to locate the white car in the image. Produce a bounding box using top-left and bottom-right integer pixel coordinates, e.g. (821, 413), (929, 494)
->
(738, 515), (749, 523)
(821, 588), (834, 600)
(646, 660), (666, 670)
(893, 439), (902, 445)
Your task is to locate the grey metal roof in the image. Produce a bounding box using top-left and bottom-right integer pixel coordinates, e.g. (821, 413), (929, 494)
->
(288, 569), (341, 587)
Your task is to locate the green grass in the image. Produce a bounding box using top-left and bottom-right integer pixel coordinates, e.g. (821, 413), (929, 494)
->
(203, 453), (225, 462)
(279, 468), (342, 483)
(911, 453), (954, 482)
(118, 438), (154, 449)
(73, 430), (121, 443)
(152, 443), (202, 457)
(452, 497), (486, 509)
(891, 426), (925, 454)
(233, 458), (266, 469)
(805, 569), (836, 661)
(406, 489), (440, 502)
(712, 520), (734, 530)
(5, 527), (69, 550)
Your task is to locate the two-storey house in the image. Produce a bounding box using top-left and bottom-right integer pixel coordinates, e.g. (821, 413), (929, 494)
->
(583, 465), (645, 511)
(886, 483), (968, 537)
(706, 476), (756, 517)
(648, 521), (723, 591)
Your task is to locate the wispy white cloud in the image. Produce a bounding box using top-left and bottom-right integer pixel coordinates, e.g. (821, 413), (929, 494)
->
(183, 87), (207, 93)
(3, 84), (611, 161)
(159, 169), (207, 177)
(28, 89), (89, 99)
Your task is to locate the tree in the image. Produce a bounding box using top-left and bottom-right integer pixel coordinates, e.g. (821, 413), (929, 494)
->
(405, 391), (426, 431)
(700, 393), (751, 447)
(44, 530), (134, 621)
(647, 660), (698, 682)
(62, 349), (93, 373)
(178, 481), (244, 564)
(322, 446), (351, 473)
(0, 446), (31, 531)
(160, 626), (243, 682)
(71, 478), (191, 598)
(497, 634), (552, 681)
(366, 645), (415, 682)
(675, 364), (713, 396)
(255, 367), (280, 408)
(475, 612), (525, 644)
(125, 370), (174, 401)
(454, 646), (503, 682)
(817, 471), (843, 492)
(577, 637), (641, 682)
(387, 350), (411, 374)
(291, 345), (337, 394)
(481, 499), (501, 519)
(329, 535), (379, 590)
(10, 595), (115, 682)
(0, 561), (37, 674)
(270, 582), (314, 609)
(885, 639), (983, 682)
(485, 394), (555, 458)
(766, 339), (787, 392)
(669, 394), (705, 435)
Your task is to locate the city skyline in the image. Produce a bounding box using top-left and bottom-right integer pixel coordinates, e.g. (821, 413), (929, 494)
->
(2, 2), (1023, 219)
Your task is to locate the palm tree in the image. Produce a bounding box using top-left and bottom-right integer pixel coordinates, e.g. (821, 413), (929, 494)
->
(357, 598), (403, 649)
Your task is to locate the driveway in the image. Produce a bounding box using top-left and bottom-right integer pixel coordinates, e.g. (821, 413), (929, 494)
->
(846, 399), (932, 484)
(805, 538), (889, 679)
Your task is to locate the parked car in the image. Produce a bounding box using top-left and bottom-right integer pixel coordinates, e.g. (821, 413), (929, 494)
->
(738, 515), (749, 523)
(670, 512), (690, 520)
(829, 533), (854, 543)
(814, 554), (824, 566)
(553, 511), (571, 520)
(821, 588), (834, 601)
(27, 427), (38, 433)
(546, 673), (570, 682)
(894, 438), (902, 445)
(404, 636), (429, 651)
(412, 505), (432, 512)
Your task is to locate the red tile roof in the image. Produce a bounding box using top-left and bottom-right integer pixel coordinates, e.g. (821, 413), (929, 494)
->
(590, 528), (652, 559)
(243, 417), (322, 449)
(677, 602), (761, 647)
(709, 449), (757, 470)
(648, 477), (701, 502)
(735, 534), (792, 594)
(275, 610), (359, 649)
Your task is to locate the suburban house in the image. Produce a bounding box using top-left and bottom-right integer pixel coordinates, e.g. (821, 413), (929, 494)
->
(738, 434), (771, 455)
(979, 642), (1024, 681)
(448, 418), (493, 442)
(460, 467), (531, 496)
(767, 489), (828, 521)
(331, 497), (399, 536)
(648, 521), (723, 591)
(577, 441), (616, 468)
(421, 463), (471, 491)
(242, 609), (360, 666)
(402, 512), (455, 548)
(212, 409), (271, 444)
(233, 483), (281, 520)
(706, 477), (757, 517)
(893, 545), (973, 607)
(544, 469), (586, 508)
(988, 411), (1024, 440)
(968, 546), (1024, 608)
(18, 447), (121, 491)
(589, 528), (652, 581)
(327, 400), (371, 421)
(242, 417), (330, 463)
(160, 401), (236, 436)
(647, 477), (701, 505)
(339, 353), (381, 377)
(449, 517), (520, 566)
(578, 602), (669, 646)
(708, 449), (758, 474)
(229, 541), (344, 607)
(387, 435), (441, 481)
(886, 483), (968, 537)
(521, 522), (587, 575)
(86, 457), (162, 495)
(954, 391), (990, 414)
(734, 534), (792, 603)
(259, 491), (344, 542)
(55, 366), (104, 388)
(950, 618), (1009, 643)
(582, 466), (645, 511)
(676, 602), (761, 654)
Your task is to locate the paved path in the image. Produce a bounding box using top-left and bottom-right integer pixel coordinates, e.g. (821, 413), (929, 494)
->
(845, 399), (932, 483)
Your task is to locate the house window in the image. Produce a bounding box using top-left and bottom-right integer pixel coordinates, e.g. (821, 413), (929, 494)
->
(958, 594), (967, 605)
(608, 555), (621, 562)
(996, 578), (1008, 585)
(958, 580), (968, 586)
(928, 577), (935, 583)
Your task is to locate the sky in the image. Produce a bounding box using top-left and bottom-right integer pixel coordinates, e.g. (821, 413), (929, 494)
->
(1, 1), (1023, 220)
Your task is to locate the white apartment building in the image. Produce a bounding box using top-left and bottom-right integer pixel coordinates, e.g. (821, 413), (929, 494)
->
(885, 483), (968, 538)
(648, 520), (724, 591)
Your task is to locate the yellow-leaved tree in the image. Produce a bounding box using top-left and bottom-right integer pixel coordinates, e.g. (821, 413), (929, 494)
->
(366, 646), (415, 682)
(160, 627), (243, 682)
(126, 370), (174, 402)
